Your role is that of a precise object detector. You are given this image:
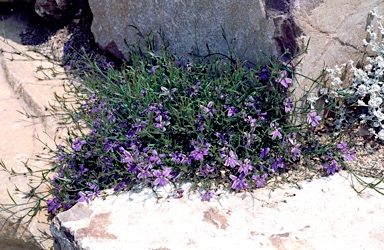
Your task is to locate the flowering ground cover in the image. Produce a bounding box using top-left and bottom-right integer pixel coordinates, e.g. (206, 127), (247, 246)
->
(2, 9), (384, 220)
(41, 43), (361, 215)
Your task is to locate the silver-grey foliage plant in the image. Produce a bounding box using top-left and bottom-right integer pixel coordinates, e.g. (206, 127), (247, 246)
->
(326, 8), (384, 140)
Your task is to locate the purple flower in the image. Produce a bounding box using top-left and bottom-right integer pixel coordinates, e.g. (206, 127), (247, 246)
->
(137, 165), (153, 180)
(119, 147), (136, 164)
(149, 65), (159, 74)
(224, 106), (239, 117)
(271, 156), (285, 172)
(278, 70), (292, 89)
(260, 147), (270, 159)
(174, 189), (184, 199)
(88, 183), (99, 193)
(77, 164), (88, 177)
(154, 115), (170, 131)
(195, 120), (206, 131)
(283, 97), (294, 113)
(161, 86), (177, 100)
(200, 101), (217, 118)
(252, 173), (268, 188)
(160, 86), (169, 92)
(224, 150), (240, 168)
(323, 160), (340, 175)
(149, 150), (166, 165)
(307, 111), (321, 127)
(291, 144), (301, 160)
(72, 137), (86, 151)
(202, 190), (214, 201)
(270, 125), (282, 140)
(238, 159), (253, 174)
(77, 191), (93, 204)
(344, 151), (356, 162)
(106, 111), (116, 122)
(57, 152), (67, 161)
(103, 139), (113, 152)
(214, 132), (230, 145)
(257, 67), (270, 81)
(200, 164), (215, 177)
(114, 182), (127, 191)
(132, 119), (146, 133)
(185, 81), (201, 97)
(102, 61), (114, 69)
(245, 116), (258, 128)
(244, 132), (253, 149)
(258, 112), (268, 123)
(336, 141), (348, 154)
(47, 197), (61, 214)
(170, 152), (181, 164)
(170, 152), (190, 165)
(189, 144), (210, 161)
(153, 167), (172, 187)
(64, 40), (74, 52)
(230, 173), (248, 191)
(269, 122), (283, 140)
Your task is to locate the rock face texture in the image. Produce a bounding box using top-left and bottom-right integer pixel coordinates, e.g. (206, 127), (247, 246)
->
(34, 0), (87, 21)
(88, 0), (303, 62)
(0, 0), (86, 21)
(88, 0), (384, 92)
(293, 0), (384, 95)
(0, 0), (34, 2)
(34, 0), (71, 20)
(51, 173), (384, 249)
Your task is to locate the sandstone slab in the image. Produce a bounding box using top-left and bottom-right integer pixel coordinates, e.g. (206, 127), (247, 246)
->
(51, 171), (384, 250)
(0, 8), (68, 249)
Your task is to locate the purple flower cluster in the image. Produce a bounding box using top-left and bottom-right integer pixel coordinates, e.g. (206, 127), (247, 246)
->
(72, 137), (86, 151)
(336, 141), (356, 162)
(185, 81), (201, 97)
(202, 190), (215, 201)
(277, 71), (292, 89)
(48, 51), (358, 217)
(307, 111), (321, 127)
(47, 197), (62, 214)
(200, 101), (217, 118)
(189, 141), (211, 161)
(153, 167), (173, 187)
(269, 122), (282, 140)
(323, 160), (340, 175)
(283, 97), (294, 113)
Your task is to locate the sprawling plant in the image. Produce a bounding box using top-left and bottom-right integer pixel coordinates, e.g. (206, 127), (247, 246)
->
(40, 43), (357, 214)
(325, 8), (384, 140)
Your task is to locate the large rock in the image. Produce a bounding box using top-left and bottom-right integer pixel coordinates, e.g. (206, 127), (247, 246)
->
(51, 173), (384, 249)
(293, 0), (384, 96)
(0, 0), (34, 2)
(0, 0), (85, 21)
(88, 0), (302, 62)
(88, 0), (384, 95)
(34, 0), (70, 20)
(34, 0), (87, 21)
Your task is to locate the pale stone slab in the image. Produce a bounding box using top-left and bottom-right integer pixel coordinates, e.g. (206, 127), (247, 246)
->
(51, 171), (384, 250)
(0, 8), (67, 250)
